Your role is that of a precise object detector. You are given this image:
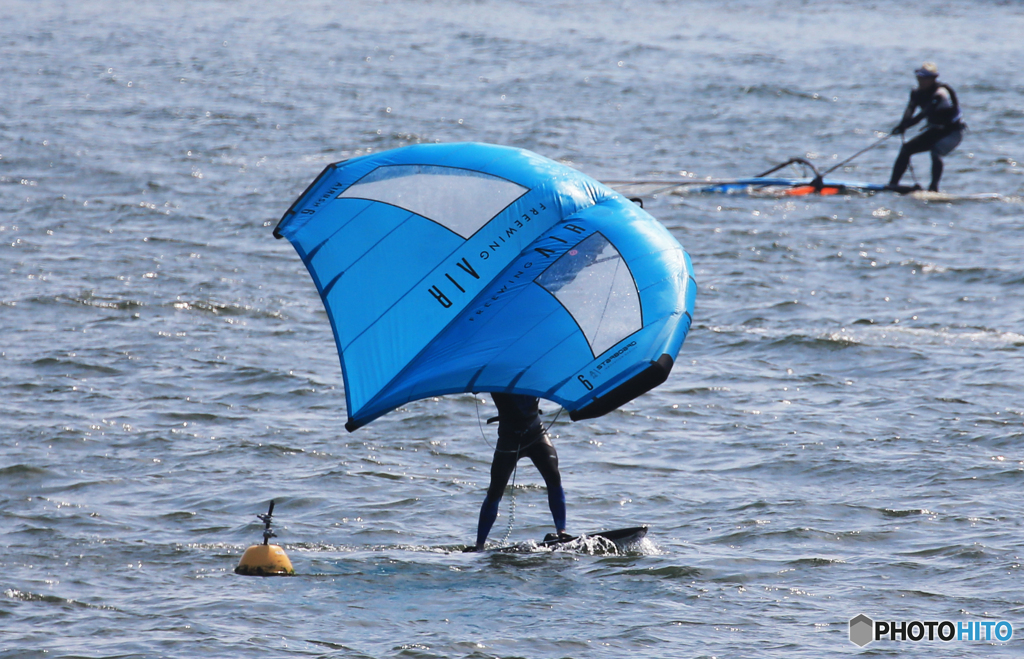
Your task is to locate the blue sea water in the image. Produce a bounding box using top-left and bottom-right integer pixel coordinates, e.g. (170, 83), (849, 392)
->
(2, 1), (1023, 657)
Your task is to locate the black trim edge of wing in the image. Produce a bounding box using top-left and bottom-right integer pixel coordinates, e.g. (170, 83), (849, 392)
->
(273, 162), (343, 239)
(569, 353), (674, 422)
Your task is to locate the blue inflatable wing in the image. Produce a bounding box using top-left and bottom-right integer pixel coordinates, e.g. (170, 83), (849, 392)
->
(274, 143), (696, 431)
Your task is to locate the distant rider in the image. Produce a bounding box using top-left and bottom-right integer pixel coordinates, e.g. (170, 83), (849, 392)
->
(474, 393), (567, 550)
(887, 62), (966, 192)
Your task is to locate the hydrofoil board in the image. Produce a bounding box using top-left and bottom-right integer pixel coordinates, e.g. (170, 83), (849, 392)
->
(465, 525), (649, 554)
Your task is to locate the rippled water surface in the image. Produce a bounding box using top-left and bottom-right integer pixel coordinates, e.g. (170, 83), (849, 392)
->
(3, 1), (1024, 657)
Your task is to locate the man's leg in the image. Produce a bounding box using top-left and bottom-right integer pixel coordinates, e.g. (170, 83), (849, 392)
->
(526, 434), (566, 533)
(475, 448), (518, 549)
(889, 132), (937, 187)
(929, 150), (944, 192)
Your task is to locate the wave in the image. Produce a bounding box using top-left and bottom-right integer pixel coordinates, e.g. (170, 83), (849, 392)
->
(4, 588), (119, 611)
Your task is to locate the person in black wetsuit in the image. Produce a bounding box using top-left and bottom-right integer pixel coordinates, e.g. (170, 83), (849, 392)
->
(888, 62), (966, 192)
(474, 393), (567, 550)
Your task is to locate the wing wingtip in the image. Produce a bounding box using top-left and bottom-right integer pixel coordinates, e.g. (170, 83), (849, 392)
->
(568, 353), (674, 422)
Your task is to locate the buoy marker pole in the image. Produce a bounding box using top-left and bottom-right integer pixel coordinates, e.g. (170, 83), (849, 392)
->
(257, 500), (276, 545)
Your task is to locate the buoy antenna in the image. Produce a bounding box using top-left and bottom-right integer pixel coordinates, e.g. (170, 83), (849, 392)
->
(256, 500), (277, 545)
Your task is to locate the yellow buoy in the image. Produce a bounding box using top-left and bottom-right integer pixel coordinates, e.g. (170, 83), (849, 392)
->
(235, 501), (295, 577)
(235, 543), (294, 576)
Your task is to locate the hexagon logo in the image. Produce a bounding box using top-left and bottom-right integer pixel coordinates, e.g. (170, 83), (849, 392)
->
(849, 614), (874, 647)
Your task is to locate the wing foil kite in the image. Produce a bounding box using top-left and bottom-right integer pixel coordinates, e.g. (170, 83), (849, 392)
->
(274, 143), (696, 431)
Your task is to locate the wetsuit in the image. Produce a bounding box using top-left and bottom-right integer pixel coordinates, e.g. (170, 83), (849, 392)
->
(889, 82), (966, 192)
(474, 393), (566, 549)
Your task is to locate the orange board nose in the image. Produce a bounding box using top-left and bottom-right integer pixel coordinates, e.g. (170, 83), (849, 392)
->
(784, 185), (840, 196)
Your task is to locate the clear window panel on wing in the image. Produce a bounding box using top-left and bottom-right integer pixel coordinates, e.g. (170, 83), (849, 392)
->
(338, 165), (528, 239)
(536, 232), (641, 356)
